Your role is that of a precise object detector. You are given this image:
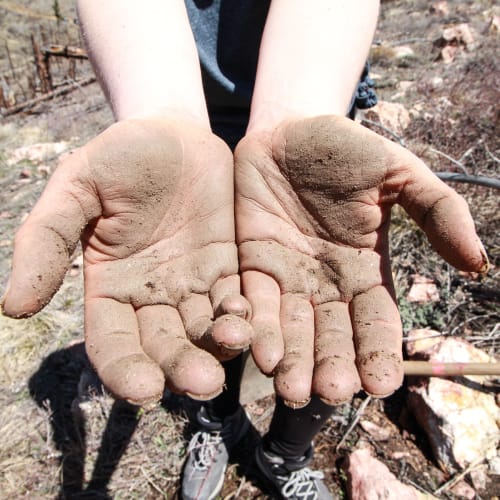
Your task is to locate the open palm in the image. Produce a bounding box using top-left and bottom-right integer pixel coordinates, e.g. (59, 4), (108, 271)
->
(235, 115), (487, 406)
(3, 119), (252, 405)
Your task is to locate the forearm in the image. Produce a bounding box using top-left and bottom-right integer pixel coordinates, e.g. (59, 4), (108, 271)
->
(247, 0), (380, 133)
(77, 0), (208, 125)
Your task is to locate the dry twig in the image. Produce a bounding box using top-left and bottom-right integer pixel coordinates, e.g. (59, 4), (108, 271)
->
(430, 147), (469, 174)
(360, 118), (407, 147)
(336, 395), (372, 451)
(433, 457), (484, 495)
(140, 466), (167, 498)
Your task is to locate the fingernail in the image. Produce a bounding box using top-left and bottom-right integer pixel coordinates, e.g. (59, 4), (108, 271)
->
(283, 397), (311, 409)
(478, 242), (490, 274)
(0, 277), (11, 310)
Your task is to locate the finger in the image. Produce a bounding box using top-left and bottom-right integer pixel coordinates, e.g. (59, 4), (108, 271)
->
(210, 275), (252, 319)
(242, 270), (284, 374)
(137, 304), (225, 400)
(178, 293), (250, 360)
(351, 285), (404, 397)
(274, 293), (315, 407)
(312, 301), (361, 405)
(389, 146), (488, 273)
(85, 297), (165, 406)
(2, 150), (99, 318)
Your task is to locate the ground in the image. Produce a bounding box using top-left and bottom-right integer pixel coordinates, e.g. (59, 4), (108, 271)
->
(0, 0), (498, 498)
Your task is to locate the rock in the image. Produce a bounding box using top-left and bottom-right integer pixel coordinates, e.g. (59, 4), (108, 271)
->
(430, 1), (449, 16)
(359, 419), (392, 441)
(435, 23), (475, 62)
(486, 14), (500, 34)
(344, 447), (437, 499)
(7, 141), (68, 166)
(442, 23), (475, 49)
(469, 464), (489, 491)
(398, 81), (414, 92)
(362, 101), (411, 134)
(393, 46), (415, 60)
(19, 168), (32, 179)
(440, 45), (459, 64)
(406, 333), (499, 474)
(420, 76), (444, 92)
(450, 480), (475, 499)
(37, 165), (52, 177)
(405, 329), (441, 357)
(407, 275), (440, 303)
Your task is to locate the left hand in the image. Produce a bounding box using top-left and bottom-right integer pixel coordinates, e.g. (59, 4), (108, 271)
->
(235, 115), (488, 406)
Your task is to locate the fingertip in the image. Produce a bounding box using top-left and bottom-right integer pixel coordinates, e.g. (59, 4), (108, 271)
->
(216, 294), (252, 320)
(312, 358), (362, 405)
(357, 351), (404, 397)
(167, 350), (225, 399)
(99, 354), (165, 406)
(274, 361), (312, 405)
(251, 324), (284, 375)
(212, 314), (253, 351)
(1, 288), (46, 318)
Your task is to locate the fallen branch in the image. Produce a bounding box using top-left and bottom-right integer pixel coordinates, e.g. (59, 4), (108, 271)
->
(404, 360), (500, 376)
(1, 75), (96, 116)
(435, 172), (500, 190)
(42, 44), (88, 60)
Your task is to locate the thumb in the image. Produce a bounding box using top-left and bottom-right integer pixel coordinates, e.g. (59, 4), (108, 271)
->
(2, 148), (100, 317)
(388, 146), (488, 273)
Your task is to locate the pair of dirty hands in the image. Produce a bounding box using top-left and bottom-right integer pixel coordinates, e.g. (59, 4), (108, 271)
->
(2, 115), (487, 408)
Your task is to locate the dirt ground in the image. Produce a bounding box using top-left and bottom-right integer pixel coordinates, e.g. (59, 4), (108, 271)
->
(0, 0), (498, 498)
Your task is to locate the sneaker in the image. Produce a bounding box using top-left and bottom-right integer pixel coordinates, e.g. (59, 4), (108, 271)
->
(255, 444), (334, 500)
(181, 405), (250, 500)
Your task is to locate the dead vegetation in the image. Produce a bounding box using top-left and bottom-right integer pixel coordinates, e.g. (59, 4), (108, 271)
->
(0, 0), (498, 498)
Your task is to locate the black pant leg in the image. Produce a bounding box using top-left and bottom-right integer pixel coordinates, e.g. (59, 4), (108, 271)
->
(263, 395), (335, 459)
(203, 353), (246, 420)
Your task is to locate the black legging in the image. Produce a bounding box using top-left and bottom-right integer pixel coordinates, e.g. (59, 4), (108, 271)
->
(204, 353), (334, 459)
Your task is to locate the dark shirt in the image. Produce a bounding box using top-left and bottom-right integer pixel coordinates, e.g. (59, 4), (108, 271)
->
(185, 0), (270, 147)
(184, 0), (376, 147)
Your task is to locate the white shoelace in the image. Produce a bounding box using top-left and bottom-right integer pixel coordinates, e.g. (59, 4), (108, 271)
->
(187, 430), (223, 470)
(281, 467), (325, 500)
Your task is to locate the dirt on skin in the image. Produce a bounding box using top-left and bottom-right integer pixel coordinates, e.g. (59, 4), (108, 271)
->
(0, 0), (498, 498)
(236, 113), (486, 407)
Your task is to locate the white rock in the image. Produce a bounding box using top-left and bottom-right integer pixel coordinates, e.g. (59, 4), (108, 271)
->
(363, 101), (411, 134)
(393, 46), (415, 59)
(7, 141), (68, 166)
(406, 334), (499, 473)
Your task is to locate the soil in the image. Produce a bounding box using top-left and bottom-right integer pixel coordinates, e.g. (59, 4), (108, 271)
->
(0, 0), (498, 498)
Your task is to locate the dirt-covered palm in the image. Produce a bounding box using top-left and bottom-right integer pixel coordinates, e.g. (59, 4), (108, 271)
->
(235, 115), (488, 406)
(2, 119), (252, 405)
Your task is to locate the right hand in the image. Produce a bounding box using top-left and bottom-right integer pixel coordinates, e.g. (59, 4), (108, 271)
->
(2, 118), (253, 406)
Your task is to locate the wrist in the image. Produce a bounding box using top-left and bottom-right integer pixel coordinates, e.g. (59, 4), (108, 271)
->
(115, 106), (211, 131)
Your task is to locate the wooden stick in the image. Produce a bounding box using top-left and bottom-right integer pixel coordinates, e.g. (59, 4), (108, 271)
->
(1, 75), (96, 116)
(31, 34), (52, 93)
(404, 360), (500, 377)
(42, 44), (88, 60)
